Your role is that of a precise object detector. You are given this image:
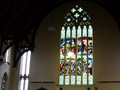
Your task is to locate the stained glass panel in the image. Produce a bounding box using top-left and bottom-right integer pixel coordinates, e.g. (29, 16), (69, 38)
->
(77, 55), (81, 85)
(88, 40), (93, 55)
(77, 26), (82, 55)
(88, 25), (93, 38)
(71, 59), (76, 85)
(77, 26), (81, 37)
(82, 55), (87, 85)
(66, 38), (71, 57)
(59, 60), (64, 85)
(88, 33), (93, 85)
(82, 39), (87, 55)
(72, 39), (76, 48)
(60, 39), (65, 59)
(83, 26), (87, 37)
(66, 27), (70, 38)
(72, 26), (76, 38)
(88, 55), (93, 85)
(78, 7), (83, 12)
(65, 60), (70, 85)
(61, 27), (65, 38)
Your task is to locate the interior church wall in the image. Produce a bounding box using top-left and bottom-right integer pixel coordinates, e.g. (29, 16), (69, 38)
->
(29, 1), (120, 90)
(0, 46), (15, 90)
(0, 63), (10, 90)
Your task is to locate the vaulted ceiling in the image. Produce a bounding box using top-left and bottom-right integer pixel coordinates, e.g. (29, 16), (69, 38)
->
(0, 0), (120, 42)
(0, 0), (120, 66)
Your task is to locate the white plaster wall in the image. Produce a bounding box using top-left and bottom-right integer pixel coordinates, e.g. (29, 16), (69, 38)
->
(0, 46), (15, 90)
(0, 64), (9, 90)
(29, 1), (120, 90)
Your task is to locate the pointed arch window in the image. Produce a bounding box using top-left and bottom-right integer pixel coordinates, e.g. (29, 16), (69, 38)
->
(59, 5), (93, 85)
(19, 50), (31, 90)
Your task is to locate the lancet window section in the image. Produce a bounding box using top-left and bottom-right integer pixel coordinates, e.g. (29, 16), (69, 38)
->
(19, 50), (31, 90)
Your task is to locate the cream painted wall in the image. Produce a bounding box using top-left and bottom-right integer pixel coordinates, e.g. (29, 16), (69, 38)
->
(29, 1), (120, 90)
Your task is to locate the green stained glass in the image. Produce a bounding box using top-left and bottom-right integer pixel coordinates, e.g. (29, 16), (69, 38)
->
(67, 13), (71, 16)
(66, 27), (71, 38)
(74, 13), (79, 18)
(78, 7), (83, 12)
(72, 26), (76, 38)
(88, 25), (93, 37)
(67, 18), (71, 22)
(76, 19), (78, 23)
(71, 76), (75, 85)
(61, 27), (65, 38)
(80, 22), (84, 25)
(65, 76), (70, 85)
(76, 5), (78, 8)
(71, 8), (76, 13)
(83, 17), (87, 21)
(83, 26), (87, 37)
(59, 76), (64, 85)
(77, 26), (81, 38)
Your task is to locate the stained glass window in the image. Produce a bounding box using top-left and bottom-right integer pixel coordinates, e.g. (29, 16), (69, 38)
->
(59, 5), (93, 85)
